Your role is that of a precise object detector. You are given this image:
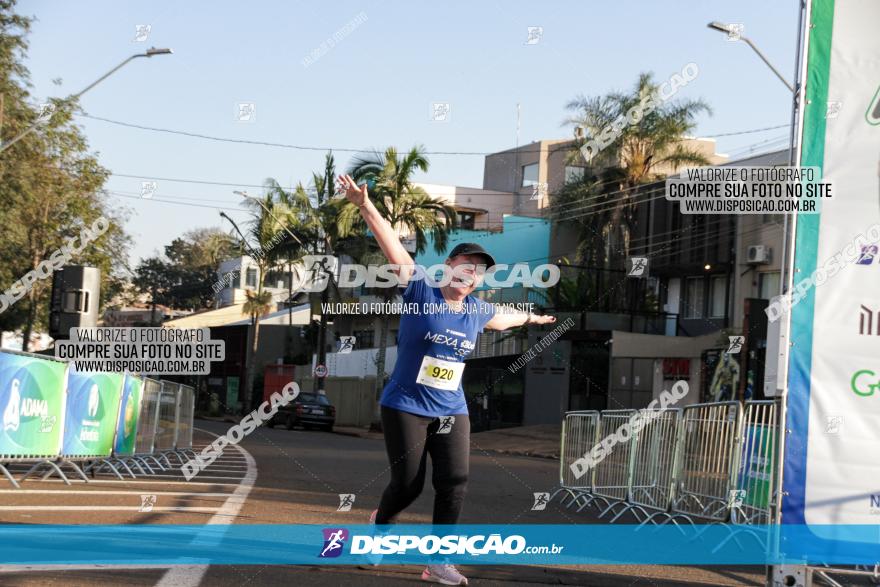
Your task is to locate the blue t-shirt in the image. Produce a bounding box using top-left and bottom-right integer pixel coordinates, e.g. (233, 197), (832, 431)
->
(380, 277), (496, 417)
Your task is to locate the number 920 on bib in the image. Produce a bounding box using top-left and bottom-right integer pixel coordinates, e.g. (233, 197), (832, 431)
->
(416, 355), (465, 391)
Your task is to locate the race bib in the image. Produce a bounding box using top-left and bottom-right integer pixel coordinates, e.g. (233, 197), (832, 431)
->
(416, 355), (465, 391)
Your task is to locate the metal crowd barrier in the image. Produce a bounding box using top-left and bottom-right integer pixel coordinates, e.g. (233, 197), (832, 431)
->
(0, 347), (200, 488)
(0, 351), (70, 488)
(133, 378), (166, 470)
(588, 410), (637, 517)
(670, 401), (743, 523)
(625, 409), (681, 524)
(552, 399), (780, 528)
(731, 400), (778, 525)
(549, 411), (599, 508)
(154, 381), (180, 464)
(174, 384), (196, 459)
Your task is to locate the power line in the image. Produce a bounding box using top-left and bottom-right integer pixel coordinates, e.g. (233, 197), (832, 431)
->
(79, 111), (789, 157)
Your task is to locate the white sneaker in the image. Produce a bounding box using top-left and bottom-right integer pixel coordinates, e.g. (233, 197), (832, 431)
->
(421, 564), (469, 585)
(365, 509), (382, 566)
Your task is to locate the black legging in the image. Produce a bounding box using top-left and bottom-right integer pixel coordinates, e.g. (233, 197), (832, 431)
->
(375, 406), (470, 525)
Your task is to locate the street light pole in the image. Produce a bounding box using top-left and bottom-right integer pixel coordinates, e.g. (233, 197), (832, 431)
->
(233, 190), (302, 363)
(709, 13), (811, 587)
(707, 22), (794, 92)
(234, 190), (335, 392)
(0, 47), (172, 154)
(219, 210), (260, 414)
(707, 21), (798, 293)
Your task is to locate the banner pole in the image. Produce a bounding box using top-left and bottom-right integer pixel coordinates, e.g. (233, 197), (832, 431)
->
(769, 0), (811, 585)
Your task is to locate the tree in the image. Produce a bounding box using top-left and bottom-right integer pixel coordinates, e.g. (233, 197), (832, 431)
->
(562, 73), (712, 268)
(242, 287), (274, 405)
(130, 228), (237, 317)
(339, 146), (457, 425)
(0, 0), (129, 349)
(263, 153), (367, 372)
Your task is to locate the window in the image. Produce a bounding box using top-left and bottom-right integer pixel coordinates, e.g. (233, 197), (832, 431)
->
(245, 267), (258, 288)
(709, 276), (727, 318)
(564, 166), (585, 184)
(684, 277), (704, 319)
(297, 392), (331, 406)
(353, 329), (375, 349)
(758, 272), (781, 299)
(521, 163), (538, 187)
(458, 212), (475, 230)
(264, 269), (290, 290)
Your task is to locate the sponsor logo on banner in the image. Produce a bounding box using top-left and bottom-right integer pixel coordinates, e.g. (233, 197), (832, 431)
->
(3, 379), (20, 432)
(859, 305), (880, 335)
(850, 370), (880, 397)
(87, 384), (100, 418)
(870, 494), (880, 515)
(319, 528), (348, 558)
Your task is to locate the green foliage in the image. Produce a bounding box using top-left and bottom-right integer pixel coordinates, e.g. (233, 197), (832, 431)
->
(561, 73), (713, 268)
(132, 228), (235, 312)
(0, 0), (130, 347)
(341, 146), (457, 257)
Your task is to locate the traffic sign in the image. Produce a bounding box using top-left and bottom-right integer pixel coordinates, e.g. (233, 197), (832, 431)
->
(314, 364), (328, 378)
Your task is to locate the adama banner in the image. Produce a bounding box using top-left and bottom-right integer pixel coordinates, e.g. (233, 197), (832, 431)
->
(0, 350), (68, 457)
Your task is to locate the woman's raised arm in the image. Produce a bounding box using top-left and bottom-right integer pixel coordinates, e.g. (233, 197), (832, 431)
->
(338, 174), (416, 284)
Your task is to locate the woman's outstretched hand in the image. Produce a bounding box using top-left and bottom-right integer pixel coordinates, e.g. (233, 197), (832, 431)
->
(338, 174), (368, 207)
(530, 314), (557, 325)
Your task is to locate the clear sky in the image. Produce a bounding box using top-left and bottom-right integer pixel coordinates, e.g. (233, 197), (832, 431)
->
(18, 0), (801, 265)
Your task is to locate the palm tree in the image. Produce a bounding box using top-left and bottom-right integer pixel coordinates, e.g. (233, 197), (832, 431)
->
(242, 287), (274, 399)
(562, 72), (712, 268)
(338, 146), (457, 424)
(236, 192), (291, 410)
(262, 153), (368, 389)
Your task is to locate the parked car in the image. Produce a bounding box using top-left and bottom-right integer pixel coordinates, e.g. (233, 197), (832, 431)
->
(267, 391), (335, 431)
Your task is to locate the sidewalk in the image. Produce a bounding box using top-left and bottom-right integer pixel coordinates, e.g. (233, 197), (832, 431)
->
(334, 424), (561, 459)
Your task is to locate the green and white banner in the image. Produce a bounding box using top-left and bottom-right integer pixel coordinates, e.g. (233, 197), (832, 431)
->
(783, 0), (880, 532)
(0, 351), (68, 457)
(113, 374), (143, 456)
(62, 370), (124, 457)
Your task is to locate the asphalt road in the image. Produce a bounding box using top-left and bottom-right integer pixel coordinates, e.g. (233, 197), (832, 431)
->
(0, 419), (770, 586)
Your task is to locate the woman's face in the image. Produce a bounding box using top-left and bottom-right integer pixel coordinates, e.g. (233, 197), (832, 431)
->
(444, 253), (489, 294)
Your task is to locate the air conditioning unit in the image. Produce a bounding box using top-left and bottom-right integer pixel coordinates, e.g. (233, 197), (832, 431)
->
(746, 245), (771, 264)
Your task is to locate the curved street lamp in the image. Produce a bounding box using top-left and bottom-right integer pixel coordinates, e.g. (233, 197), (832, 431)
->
(1, 47), (173, 154)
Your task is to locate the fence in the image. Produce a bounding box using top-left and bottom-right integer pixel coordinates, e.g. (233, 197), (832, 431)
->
(590, 410), (637, 517)
(551, 398), (778, 527)
(550, 411), (599, 508)
(0, 349), (197, 488)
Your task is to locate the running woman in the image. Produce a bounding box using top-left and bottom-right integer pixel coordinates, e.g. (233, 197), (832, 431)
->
(338, 175), (556, 585)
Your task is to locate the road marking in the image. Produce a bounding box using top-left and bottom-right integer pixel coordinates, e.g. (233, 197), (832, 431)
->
(150, 469), (248, 474)
(0, 506), (226, 513)
(0, 564), (179, 573)
(0, 490), (233, 497)
(0, 429), (257, 583)
(30, 478), (245, 487)
(155, 428), (257, 587)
